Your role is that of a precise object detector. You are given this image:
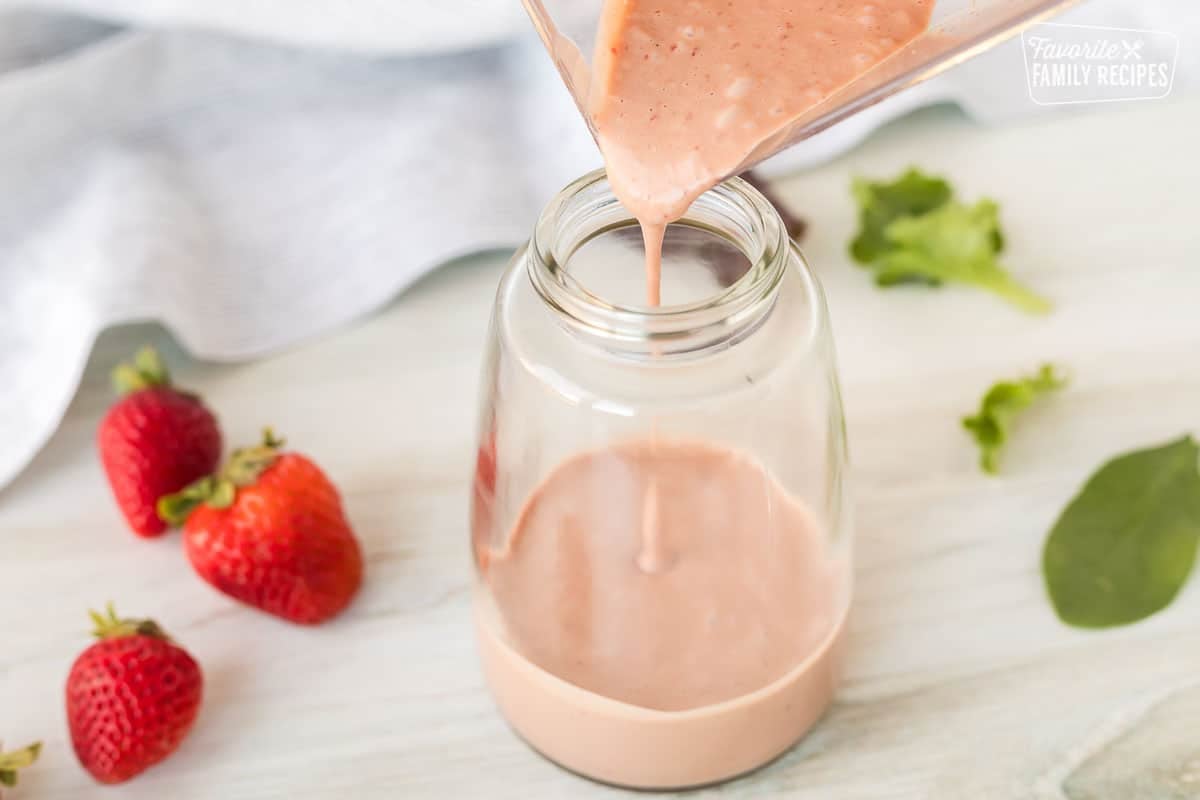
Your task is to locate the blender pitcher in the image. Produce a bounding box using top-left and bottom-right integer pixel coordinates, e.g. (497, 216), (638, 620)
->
(471, 170), (850, 789)
(523, 0), (1082, 177)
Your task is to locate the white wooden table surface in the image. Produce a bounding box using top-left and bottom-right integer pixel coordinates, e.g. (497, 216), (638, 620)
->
(2, 97), (1199, 799)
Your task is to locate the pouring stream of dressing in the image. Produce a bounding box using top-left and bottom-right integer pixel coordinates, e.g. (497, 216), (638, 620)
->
(586, 0), (932, 568)
(640, 222), (666, 307)
(586, 0), (934, 305)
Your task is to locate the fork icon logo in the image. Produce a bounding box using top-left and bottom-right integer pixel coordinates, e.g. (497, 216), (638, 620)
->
(1121, 39), (1145, 61)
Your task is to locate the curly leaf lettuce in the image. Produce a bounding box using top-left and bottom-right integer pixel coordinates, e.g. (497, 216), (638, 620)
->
(963, 364), (1066, 474)
(850, 168), (952, 267)
(850, 169), (1047, 312)
(881, 200), (1051, 313)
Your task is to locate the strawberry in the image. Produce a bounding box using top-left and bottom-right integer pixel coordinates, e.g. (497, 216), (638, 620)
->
(66, 606), (203, 784)
(160, 430), (363, 625)
(0, 741), (41, 794)
(98, 347), (222, 537)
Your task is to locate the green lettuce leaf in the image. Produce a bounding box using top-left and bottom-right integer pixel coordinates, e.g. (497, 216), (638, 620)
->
(850, 168), (952, 267)
(849, 169), (1046, 311)
(963, 364), (1066, 474)
(879, 200), (1050, 313)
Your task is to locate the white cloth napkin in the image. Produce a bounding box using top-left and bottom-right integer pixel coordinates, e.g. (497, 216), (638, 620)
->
(0, 0), (1192, 489)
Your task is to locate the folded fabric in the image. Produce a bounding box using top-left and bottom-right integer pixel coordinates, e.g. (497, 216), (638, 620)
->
(0, 0), (528, 54)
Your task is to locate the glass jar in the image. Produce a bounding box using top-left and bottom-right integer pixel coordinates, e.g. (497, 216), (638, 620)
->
(471, 169), (851, 790)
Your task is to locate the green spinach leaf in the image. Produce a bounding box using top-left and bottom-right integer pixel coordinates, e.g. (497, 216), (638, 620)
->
(1043, 436), (1200, 628)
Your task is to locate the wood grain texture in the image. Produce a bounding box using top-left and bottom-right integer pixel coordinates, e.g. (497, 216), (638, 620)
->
(1, 98), (1198, 799)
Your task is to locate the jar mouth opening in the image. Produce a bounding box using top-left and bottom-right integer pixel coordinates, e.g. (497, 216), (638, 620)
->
(528, 169), (819, 358)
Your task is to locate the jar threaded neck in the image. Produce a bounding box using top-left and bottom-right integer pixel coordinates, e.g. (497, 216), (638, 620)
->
(528, 170), (798, 358)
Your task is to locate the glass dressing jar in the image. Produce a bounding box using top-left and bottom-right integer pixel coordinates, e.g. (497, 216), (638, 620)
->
(471, 170), (851, 790)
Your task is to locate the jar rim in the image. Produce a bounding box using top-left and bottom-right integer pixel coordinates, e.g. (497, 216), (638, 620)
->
(527, 169), (823, 359)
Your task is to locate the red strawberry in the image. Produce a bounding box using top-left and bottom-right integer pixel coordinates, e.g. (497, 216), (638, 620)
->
(0, 741), (41, 794)
(98, 347), (222, 537)
(160, 430), (363, 625)
(66, 606), (203, 784)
